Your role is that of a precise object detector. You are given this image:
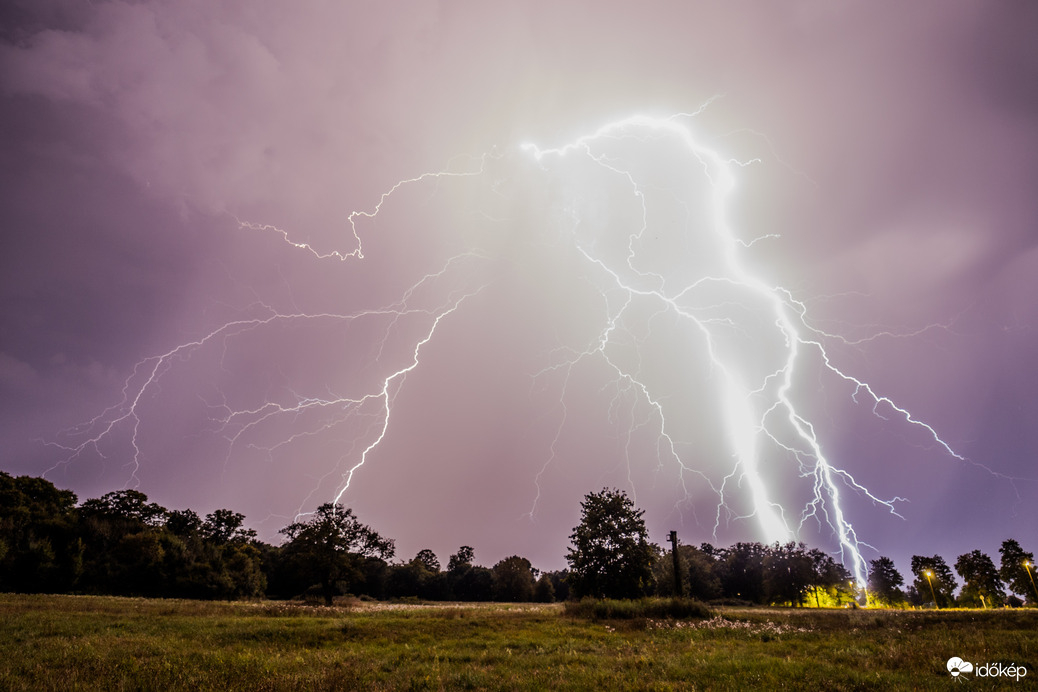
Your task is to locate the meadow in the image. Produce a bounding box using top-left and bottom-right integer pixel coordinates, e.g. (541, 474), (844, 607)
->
(2, 594), (1035, 690)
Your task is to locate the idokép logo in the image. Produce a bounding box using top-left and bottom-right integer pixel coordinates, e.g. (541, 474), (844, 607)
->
(947, 657), (973, 677)
(947, 656), (1028, 682)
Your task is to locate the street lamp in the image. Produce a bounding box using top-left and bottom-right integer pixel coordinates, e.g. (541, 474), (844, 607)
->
(925, 570), (938, 609)
(1024, 561), (1038, 604)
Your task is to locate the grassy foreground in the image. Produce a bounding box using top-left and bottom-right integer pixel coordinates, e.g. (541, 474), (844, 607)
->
(2, 594), (1036, 690)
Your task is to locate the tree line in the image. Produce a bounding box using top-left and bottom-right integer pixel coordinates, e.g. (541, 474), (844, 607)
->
(0, 472), (563, 604)
(866, 542), (1037, 608)
(643, 537), (1036, 608)
(2, 474), (1034, 607)
(568, 488), (1037, 608)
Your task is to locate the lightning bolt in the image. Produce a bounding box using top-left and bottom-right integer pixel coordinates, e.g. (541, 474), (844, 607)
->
(44, 252), (488, 522)
(519, 112), (978, 585)
(44, 105), (990, 585)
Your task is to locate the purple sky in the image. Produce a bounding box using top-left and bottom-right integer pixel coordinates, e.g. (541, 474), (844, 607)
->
(2, 1), (1036, 581)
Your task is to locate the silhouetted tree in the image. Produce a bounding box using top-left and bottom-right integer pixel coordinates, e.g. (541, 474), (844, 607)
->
(77, 489), (170, 594)
(651, 544), (720, 600)
(910, 555), (955, 608)
(491, 555), (536, 602)
(154, 506), (266, 599)
(454, 565), (494, 601)
(566, 488), (657, 599)
(868, 556), (905, 606)
(219, 541), (267, 598)
(445, 545), (474, 600)
(651, 547), (680, 597)
(3, 474), (264, 600)
(202, 509), (256, 544)
(717, 542), (768, 603)
(543, 570), (570, 602)
(80, 489), (166, 530)
(534, 573), (555, 602)
(999, 539), (1037, 603)
(354, 555), (390, 599)
(111, 531), (168, 596)
(165, 509), (203, 537)
(447, 546), (474, 573)
(0, 472), (82, 592)
(279, 503), (394, 605)
(386, 561), (425, 599)
(413, 549), (441, 573)
(405, 551), (448, 600)
(955, 550), (1005, 607)
(763, 542), (814, 606)
(687, 547), (722, 601)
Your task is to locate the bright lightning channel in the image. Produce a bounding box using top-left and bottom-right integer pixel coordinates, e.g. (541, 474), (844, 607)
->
(519, 112), (971, 586)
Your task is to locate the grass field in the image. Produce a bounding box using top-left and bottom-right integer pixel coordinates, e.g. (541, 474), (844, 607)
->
(2, 594), (1035, 690)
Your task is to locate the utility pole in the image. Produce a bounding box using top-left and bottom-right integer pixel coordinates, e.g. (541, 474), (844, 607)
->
(669, 530), (682, 597)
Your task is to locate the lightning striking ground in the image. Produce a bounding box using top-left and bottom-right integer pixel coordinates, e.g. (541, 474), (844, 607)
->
(520, 112), (975, 585)
(44, 109), (984, 584)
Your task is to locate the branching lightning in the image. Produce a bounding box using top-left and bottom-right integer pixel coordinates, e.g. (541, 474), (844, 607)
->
(519, 112), (976, 585)
(45, 106), (990, 584)
(46, 252), (489, 521)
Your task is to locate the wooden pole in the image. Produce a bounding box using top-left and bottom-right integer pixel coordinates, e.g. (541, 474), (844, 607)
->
(669, 530), (682, 597)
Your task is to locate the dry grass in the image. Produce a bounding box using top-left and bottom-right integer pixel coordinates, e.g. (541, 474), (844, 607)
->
(1, 594), (1035, 690)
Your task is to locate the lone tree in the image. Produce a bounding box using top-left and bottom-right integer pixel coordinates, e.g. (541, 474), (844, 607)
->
(491, 555), (536, 602)
(910, 555), (955, 608)
(999, 539), (1037, 603)
(868, 556), (905, 606)
(955, 549), (1005, 607)
(279, 503), (395, 605)
(566, 488), (656, 599)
